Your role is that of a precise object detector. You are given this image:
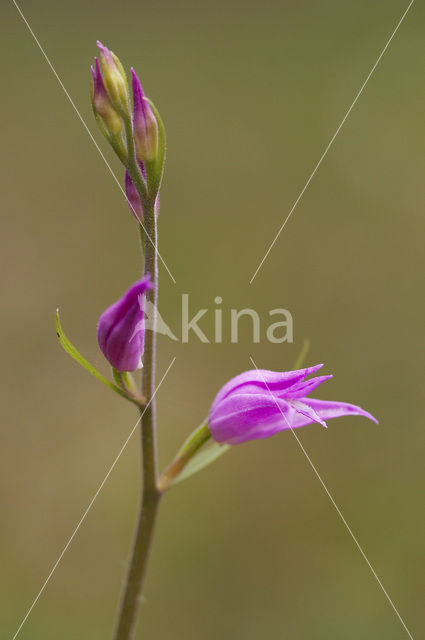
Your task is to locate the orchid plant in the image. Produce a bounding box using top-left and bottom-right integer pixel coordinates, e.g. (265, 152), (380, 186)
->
(56, 42), (377, 640)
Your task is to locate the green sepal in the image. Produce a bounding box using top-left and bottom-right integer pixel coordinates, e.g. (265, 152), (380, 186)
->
(92, 110), (127, 164)
(55, 310), (142, 407)
(111, 52), (130, 103)
(144, 98), (166, 197)
(172, 441), (231, 486)
(175, 420), (211, 458)
(112, 367), (141, 399)
(158, 420), (231, 491)
(109, 132), (128, 164)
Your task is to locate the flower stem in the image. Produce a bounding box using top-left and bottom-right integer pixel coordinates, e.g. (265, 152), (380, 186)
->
(112, 161), (161, 638)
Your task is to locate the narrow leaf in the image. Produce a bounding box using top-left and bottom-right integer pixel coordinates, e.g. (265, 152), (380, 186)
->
(55, 310), (139, 405)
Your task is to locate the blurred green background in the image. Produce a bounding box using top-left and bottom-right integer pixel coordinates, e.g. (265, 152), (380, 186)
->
(1, 0), (424, 638)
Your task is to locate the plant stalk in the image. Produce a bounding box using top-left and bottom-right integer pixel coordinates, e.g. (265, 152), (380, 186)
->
(112, 126), (161, 637)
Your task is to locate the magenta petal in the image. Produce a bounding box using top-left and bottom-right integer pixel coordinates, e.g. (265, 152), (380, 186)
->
(93, 57), (105, 93)
(208, 365), (378, 446)
(285, 374), (333, 399)
(97, 276), (153, 371)
(289, 398), (379, 428)
(96, 40), (114, 66)
(211, 365), (324, 409)
(131, 68), (155, 137)
(131, 68), (159, 162)
(290, 399), (328, 428)
(91, 57), (112, 117)
(124, 161), (146, 222)
(209, 393), (293, 445)
(125, 170), (143, 222)
(131, 68), (147, 120)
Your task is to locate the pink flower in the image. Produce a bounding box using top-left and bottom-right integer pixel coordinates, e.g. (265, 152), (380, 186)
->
(209, 365), (378, 445)
(97, 276), (153, 372)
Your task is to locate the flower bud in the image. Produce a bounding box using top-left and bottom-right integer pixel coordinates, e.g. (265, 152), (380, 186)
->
(125, 162), (159, 222)
(90, 58), (122, 135)
(125, 168), (144, 222)
(209, 365), (377, 445)
(131, 68), (159, 162)
(96, 41), (130, 116)
(97, 276), (153, 372)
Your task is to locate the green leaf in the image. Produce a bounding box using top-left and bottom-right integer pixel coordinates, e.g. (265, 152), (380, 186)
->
(171, 441), (231, 486)
(55, 309), (140, 406)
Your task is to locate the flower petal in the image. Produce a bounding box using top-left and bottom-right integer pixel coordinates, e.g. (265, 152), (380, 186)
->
(97, 276), (153, 371)
(285, 374), (333, 399)
(290, 399), (328, 428)
(209, 393), (293, 445)
(290, 398), (379, 428)
(131, 68), (159, 162)
(211, 365), (324, 410)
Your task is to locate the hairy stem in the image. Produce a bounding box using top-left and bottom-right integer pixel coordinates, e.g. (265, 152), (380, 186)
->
(112, 141), (161, 638)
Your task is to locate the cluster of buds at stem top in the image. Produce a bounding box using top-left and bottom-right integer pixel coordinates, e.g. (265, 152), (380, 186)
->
(91, 40), (164, 221)
(90, 42), (160, 166)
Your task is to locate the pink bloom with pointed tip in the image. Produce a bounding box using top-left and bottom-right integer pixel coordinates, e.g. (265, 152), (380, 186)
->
(97, 276), (153, 372)
(209, 365), (378, 445)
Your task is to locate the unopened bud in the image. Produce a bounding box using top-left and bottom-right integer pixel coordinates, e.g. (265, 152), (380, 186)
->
(131, 68), (159, 163)
(97, 276), (153, 372)
(96, 41), (130, 116)
(125, 164), (144, 223)
(90, 58), (122, 135)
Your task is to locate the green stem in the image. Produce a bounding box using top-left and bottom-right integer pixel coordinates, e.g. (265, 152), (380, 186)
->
(112, 368), (146, 407)
(112, 165), (161, 638)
